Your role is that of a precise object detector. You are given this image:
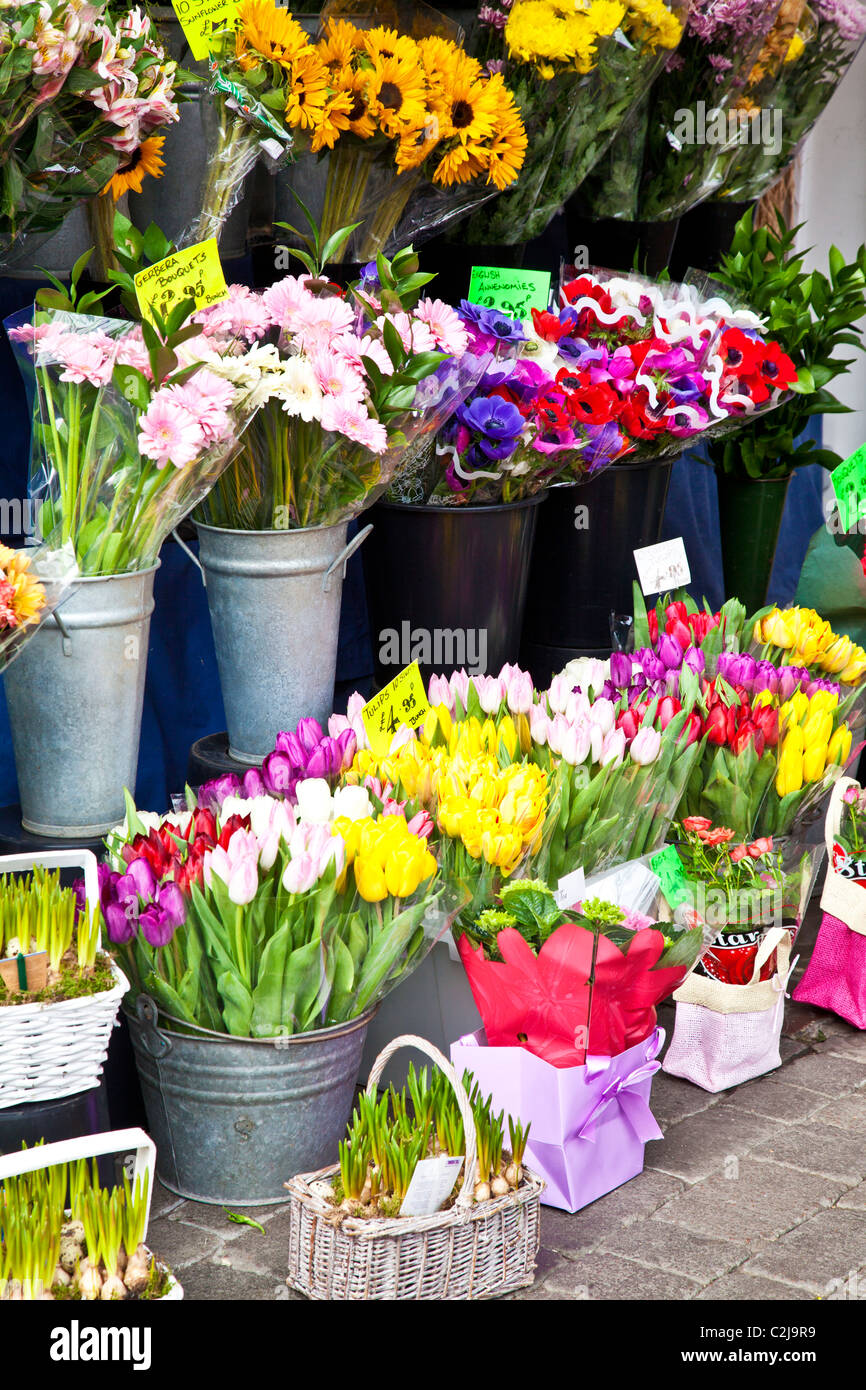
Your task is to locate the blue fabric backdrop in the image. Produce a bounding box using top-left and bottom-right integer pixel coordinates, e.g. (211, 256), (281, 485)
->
(0, 274), (825, 815)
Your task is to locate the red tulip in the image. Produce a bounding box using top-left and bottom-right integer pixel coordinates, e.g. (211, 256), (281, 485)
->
(648, 609), (658, 644)
(731, 720), (765, 758)
(665, 600), (688, 625)
(617, 708), (640, 740)
(678, 711), (702, 746)
(657, 695), (681, 730)
(218, 814), (250, 849)
(705, 705), (730, 746)
(665, 616), (692, 651)
(193, 807), (217, 843)
(751, 705), (779, 748)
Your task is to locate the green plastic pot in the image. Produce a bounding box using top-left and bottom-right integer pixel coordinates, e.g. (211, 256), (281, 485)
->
(716, 470), (792, 614)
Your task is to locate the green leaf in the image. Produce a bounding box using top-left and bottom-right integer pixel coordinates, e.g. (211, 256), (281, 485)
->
(320, 221), (363, 268)
(69, 246), (94, 292)
(112, 364), (151, 412)
(223, 1210), (265, 1234)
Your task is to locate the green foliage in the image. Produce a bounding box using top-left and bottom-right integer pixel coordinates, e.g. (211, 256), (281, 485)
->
(709, 208), (866, 479)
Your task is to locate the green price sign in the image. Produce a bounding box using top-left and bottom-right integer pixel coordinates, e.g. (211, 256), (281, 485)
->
(467, 266), (551, 322)
(831, 444), (866, 533)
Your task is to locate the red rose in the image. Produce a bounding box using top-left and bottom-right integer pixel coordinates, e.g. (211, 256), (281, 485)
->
(705, 827), (735, 846)
(682, 816), (712, 832)
(747, 837), (774, 858)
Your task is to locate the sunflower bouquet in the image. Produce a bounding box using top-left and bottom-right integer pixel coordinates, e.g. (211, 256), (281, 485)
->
(195, 0), (528, 261)
(0, 3), (180, 266)
(717, 0), (866, 204)
(464, 0), (687, 247)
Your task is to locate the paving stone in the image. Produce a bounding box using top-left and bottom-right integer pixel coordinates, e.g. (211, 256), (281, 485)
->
(600, 1215), (748, 1283)
(837, 1181), (866, 1210)
(652, 1158), (845, 1244)
(810, 1094), (866, 1133)
(775, 1052), (866, 1098)
(743, 1208), (866, 1294)
(716, 1080), (828, 1123)
(219, 1210), (293, 1277)
(540, 1171), (684, 1256)
(779, 1036), (812, 1063)
(178, 1260), (295, 1301)
(694, 1271), (813, 1301)
(145, 1217), (222, 1271)
(783, 999), (835, 1038)
(650, 1071), (722, 1127)
(751, 1121), (866, 1184)
(151, 1180), (185, 1219)
(645, 1106), (779, 1183)
(168, 1197), (291, 1239)
(815, 1031), (866, 1064)
(516, 1249), (700, 1301)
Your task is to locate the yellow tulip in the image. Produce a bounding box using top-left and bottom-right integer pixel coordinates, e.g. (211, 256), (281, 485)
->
(762, 609), (795, 649)
(516, 712), (532, 756)
(776, 740), (803, 797)
(753, 689), (775, 709)
(801, 710), (833, 748)
(802, 742), (827, 784)
(827, 725), (853, 765)
(384, 844), (434, 898)
(807, 689), (839, 713)
(354, 856), (388, 902)
(480, 824), (524, 874)
(498, 714), (518, 760)
(840, 653), (866, 683)
(820, 635), (854, 674)
(780, 691), (809, 728)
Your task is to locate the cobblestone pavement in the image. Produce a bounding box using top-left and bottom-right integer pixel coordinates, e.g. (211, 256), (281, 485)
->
(146, 912), (866, 1301)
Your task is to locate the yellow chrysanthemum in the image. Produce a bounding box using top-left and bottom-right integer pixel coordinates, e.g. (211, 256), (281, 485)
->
(624, 0), (682, 50)
(102, 136), (165, 201)
(284, 49), (331, 132)
(235, 0), (310, 70)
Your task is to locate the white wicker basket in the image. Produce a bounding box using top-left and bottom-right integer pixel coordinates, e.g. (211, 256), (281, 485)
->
(0, 850), (128, 1109)
(0, 1127), (182, 1300)
(286, 1034), (544, 1301)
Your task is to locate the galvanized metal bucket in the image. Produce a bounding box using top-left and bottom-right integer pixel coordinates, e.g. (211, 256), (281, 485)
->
(125, 995), (374, 1205)
(194, 522), (372, 764)
(2, 567), (157, 837)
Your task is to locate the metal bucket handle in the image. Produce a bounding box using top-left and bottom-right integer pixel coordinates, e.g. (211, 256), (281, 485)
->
(50, 609), (73, 656)
(322, 524), (373, 594)
(365, 1033), (478, 1210)
(135, 993), (174, 1058)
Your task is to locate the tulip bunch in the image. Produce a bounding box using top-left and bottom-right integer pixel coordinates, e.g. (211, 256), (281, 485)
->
(632, 587), (750, 679)
(753, 607), (866, 684)
(761, 689), (853, 835)
(105, 786), (446, 1037)
(716, 652), (841, 702)
(198, 717), (358, 809)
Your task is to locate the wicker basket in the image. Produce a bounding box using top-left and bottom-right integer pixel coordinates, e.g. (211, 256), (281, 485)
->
(0, 1127), (183, 1300)
(0, 850), (128, 1109)
(285, 1034), (544, 1301)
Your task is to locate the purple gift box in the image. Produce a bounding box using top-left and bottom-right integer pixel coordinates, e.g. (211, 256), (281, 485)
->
(450, 1027), (665, 1213)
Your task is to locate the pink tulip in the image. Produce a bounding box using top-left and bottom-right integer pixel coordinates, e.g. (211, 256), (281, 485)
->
(587, 698), (615, 736)
(600, 728), (626, 767)
(449, 669), (471, 709)
(428, 673), (454, 711)
(546, 675), (571, 714)
(529, 703), (549, 746)
(629, 728), (661, 765)
(561, 722), (591, 767)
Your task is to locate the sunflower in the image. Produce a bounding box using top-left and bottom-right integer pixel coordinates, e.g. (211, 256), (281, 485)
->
(234, 0), (310, 71)
(364, 51), (430, 141)
(331, 63), (377, 139)
(476, 79), (527, 190)
(284, 49), (332, 132)
(310, 90), (356, 152)
(435, 51), (500, 148)
(0, 547), (45, 630)
(360, 25), (421, 67)
(317, 18), (362, 70)
(102, 136), (165, 200)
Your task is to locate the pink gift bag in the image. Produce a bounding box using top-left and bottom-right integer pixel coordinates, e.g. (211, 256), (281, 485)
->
(794, 777), (866, 1029)
(450, 1027), (664, 1213)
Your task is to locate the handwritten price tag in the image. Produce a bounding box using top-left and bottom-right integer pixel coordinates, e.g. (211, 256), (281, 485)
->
(362, 662), (430, 756)
(831, 444), (866, 533)
(134, 239), (228, 326)
(171, 0), (240, 60)
(467, 266), (551, 322)
(633, 537), (691, 597)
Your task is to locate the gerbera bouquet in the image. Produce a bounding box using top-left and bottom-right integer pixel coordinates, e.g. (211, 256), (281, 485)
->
(717, 0), (866, 203)
(465, 0), (687, 247)
(192, 0), (528, 262)
(580, 0), (784, 225)
(104, 785), (451, 1037)
(193, 246), (489, 530)
(457, 881), (705, 1064)
(0, 3), (180, 264)
(6, 221), (259, 575)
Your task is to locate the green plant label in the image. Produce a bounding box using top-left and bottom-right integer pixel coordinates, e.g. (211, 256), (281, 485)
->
(831, 445), (866, 533)
(467, 266), (551, 322)
(650, 845), (691, 910)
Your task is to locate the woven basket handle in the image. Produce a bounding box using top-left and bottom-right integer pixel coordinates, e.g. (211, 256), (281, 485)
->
(366, 1033), (478, 1211)
(0, 849), (101, 950)
(0, 1127), (155, 1240)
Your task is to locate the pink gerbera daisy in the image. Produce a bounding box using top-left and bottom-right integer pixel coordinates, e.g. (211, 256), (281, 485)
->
(413, 298), (469, 355)
(138, 392), (205, 468)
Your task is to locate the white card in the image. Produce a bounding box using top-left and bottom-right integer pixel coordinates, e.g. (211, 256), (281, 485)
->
(400, 1155), (464, 1217)
(633, 537), (691, 596)
(555, 866), (586, 910)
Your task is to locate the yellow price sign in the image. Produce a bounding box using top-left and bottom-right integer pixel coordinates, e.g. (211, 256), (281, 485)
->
(362, 663), (430, 755)
(171, 0), (240, 61)
(134, 239), (228, 326)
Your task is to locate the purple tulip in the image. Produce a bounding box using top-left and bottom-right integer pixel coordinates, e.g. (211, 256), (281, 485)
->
(199, 773), (242, 810)
(138, 904), (176, 949)
(305, 743), (333, 779)
(105, 899), (136, 945)
(657, 634), (683, 670)
(275, 730), (306, 768)
(157, 882), (186, 930)
(297, 717), (324, 755)
(637, 648), (665, 683)
(609, 652), (633, 688)
(335, 728), (357, 768)
(665, 668), (680, 696)
(125, 857), (157, 901)
(682, 645), (705, 676)
(242, 768), (266, 798)
(777, 665), (809, 701)
(753, 659), (778, 693)
(262, 750), (294, 795)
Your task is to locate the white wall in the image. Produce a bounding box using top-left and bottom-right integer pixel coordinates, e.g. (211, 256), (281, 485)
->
(799, 43), (866, 460)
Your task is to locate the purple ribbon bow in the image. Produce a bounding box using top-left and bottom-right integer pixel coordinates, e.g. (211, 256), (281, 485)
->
(575, 1029), (664, 1144)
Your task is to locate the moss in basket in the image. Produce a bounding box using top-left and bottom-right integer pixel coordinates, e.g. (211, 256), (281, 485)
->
(0, 867), (112, 1007)
(0, 950), (116, 1007)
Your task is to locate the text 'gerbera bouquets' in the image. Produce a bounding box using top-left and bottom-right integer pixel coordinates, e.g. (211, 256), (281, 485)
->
(5, 218), (258, 575)
(457, 882), (705, 1064)
(105, 784), (456, 1036)
(718, 0), (866, 203)
(0, 3), (180, 264)
(193, 237), (490, 530)
(465, 0), (687, 247)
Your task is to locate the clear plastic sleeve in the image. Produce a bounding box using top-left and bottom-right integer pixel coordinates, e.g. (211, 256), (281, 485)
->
(6, 307), (257, 575)
(0, 538), (78, 677)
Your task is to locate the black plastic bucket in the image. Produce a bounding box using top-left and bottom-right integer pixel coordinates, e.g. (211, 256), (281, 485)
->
(520, 461), (675, 682)
(363, 495), (546, 690)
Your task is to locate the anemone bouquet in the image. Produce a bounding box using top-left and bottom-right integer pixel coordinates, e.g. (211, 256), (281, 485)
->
(465, 0), (687, 247)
